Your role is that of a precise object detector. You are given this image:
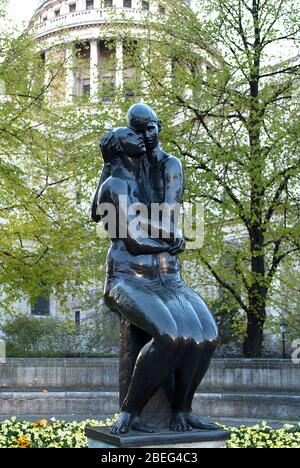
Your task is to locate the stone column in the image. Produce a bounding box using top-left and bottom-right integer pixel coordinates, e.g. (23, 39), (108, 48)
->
(150, 0), (158, 13)
(141, 42), (150, 98)
(44, 50), (51, 89)
(61, 1), (68, 15)
(165, 59), (173, 86)
(115, 39), (124, 91)
(90, 39), (100, 101)
(78, 0), (86, 10)
(65, 44), (75, 102)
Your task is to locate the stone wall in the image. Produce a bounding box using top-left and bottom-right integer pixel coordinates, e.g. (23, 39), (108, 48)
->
(0, 358), (299, 421)
(0, 358), (298, 392)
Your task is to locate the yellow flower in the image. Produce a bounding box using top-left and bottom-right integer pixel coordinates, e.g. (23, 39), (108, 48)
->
(33, 419), (48, 429)
(16, 435), (31, 449)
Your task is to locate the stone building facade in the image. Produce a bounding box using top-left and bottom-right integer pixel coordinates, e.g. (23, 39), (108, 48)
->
(30, 0), (195, 104)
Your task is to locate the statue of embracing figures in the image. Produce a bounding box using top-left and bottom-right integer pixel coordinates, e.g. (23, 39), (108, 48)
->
(92, 104), (219, 434)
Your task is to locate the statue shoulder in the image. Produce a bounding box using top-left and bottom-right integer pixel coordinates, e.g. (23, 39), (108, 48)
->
(162, 153), (183, 177)
(100, 176), (128, 199)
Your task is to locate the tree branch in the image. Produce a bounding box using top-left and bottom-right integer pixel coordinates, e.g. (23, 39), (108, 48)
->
(260, 64), (300, 80)
(200, 253), (249, 312)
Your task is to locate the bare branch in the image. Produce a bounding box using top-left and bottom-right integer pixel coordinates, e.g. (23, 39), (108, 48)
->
(260, 64), (300, 80)
(200, 253), (249, 312)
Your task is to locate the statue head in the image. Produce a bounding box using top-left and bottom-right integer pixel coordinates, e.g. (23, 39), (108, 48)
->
(100, 127), (146, 165)
(126, 103), (162, 150)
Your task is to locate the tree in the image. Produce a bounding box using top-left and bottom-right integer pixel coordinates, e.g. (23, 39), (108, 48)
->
(211, 295), (245, 350)
(267, 258), (300, 345)
(115, 0), (300, 356)
(0, 1), (112, 312)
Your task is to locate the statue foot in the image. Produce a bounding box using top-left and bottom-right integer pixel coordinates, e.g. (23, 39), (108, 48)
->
(185, 411), (219, 431)
(110, 412), (134, 434)
(170, 412), (193, 432)
(131, 416), (155, 433)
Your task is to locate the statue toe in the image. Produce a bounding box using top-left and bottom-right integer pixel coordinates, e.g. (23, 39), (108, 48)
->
(131, 417), (155, 433)
(170, 413), (193, 432)
(187, 412), (219, 431)
(110, 423), (130, 435)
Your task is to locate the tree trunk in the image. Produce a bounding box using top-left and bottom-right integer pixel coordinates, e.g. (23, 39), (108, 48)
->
(244, 225), (267, 357)
(243, 305), (266, 358)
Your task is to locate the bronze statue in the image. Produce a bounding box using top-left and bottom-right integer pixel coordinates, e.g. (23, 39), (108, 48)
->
(91, 104), (218, 435)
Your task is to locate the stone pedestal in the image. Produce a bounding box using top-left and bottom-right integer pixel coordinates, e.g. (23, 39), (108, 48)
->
(85, 427), (230, 449)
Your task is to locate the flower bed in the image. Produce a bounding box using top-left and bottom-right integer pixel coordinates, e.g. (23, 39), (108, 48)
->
(0, 418), (109, 449)
(227, 423), (300, 449)
(0, 418), (299, 449)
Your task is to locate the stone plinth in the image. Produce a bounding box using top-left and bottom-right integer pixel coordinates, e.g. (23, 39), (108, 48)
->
(85, 427), (231, 449)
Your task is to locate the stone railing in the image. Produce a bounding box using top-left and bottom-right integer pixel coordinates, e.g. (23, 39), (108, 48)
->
(33, 8), (147, 38)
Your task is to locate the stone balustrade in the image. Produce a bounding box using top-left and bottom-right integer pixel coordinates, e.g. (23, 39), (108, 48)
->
(34, 8), (147, 38)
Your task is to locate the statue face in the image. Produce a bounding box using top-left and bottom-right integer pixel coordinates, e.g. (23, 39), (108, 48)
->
(143, 121), (160, 150)
(126, 104), (160, 150)
(119, 128), (146, 158)
(129, 120), (159, 150)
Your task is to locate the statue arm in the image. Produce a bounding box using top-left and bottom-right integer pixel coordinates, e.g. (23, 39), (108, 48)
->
(125, 233), (171, 256)
(133, 157), (185, 247)
(91, 164), (111, 223)
(164, 156), (186, 254)
(104, 178), (171, 256)
(138, 216), (177, 240)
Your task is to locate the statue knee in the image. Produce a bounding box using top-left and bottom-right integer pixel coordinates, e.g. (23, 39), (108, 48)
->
(158, 329), (182, 350)
(191, 336), (218, 354)
(209, 327), (219, 349)
(203, 338), (218, 355)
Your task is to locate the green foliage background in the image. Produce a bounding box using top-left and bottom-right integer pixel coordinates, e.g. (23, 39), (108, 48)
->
(0, 0), (299, 356)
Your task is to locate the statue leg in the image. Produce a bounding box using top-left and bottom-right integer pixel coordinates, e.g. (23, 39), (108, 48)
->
(170, 340), (219, 431)
(106, 279), (188, 434)
(124, 339), (186, 415)
(169, 285), (219, 430)
(111, 337), (186, 434)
